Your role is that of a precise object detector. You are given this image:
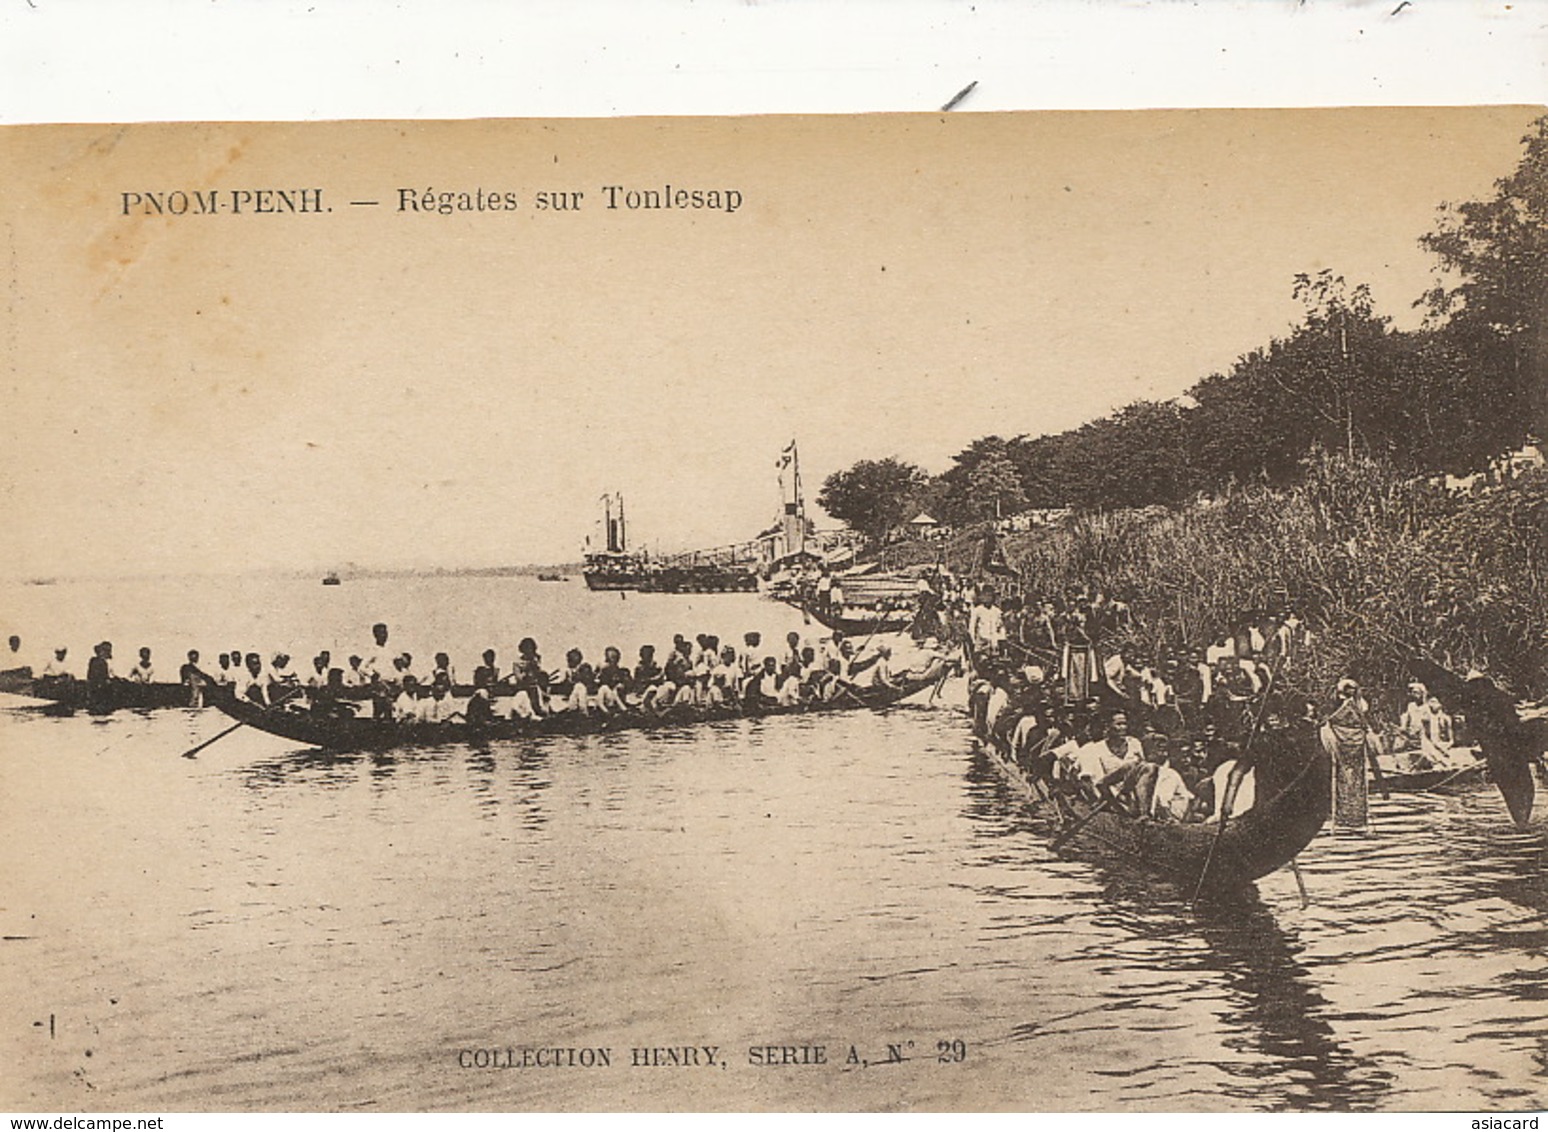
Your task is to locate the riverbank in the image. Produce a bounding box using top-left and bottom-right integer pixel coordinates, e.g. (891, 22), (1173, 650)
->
(890, 453), (1546, 705)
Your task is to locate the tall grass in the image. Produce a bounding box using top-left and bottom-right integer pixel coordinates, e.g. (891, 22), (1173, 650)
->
(963, 453), (1547, 707)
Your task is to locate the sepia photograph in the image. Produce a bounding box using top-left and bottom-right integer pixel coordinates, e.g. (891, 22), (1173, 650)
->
(1, 99), (1546, 1114)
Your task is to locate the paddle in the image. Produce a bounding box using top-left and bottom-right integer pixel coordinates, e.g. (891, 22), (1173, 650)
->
(1190, 764), (1245, 909)
(1050, 794), (1116, 852)
(857, 606), (894, 653)
(180, 685), (304, 758)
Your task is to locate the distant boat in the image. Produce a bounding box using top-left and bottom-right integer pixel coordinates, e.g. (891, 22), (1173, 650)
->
(322, 572), (342, 586)
(537, 573), (567, 582)
(584, 492), (646, 591)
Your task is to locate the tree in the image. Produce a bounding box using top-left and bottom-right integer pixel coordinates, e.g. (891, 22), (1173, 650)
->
(964, 456), (1027, 520)
(1419, 115), (1548, 458)
(936, 436), (1008, 521)
(1054, 400), (1194, 510)
(1007, 433), (1072, 510)
(816, 458), (929, 542)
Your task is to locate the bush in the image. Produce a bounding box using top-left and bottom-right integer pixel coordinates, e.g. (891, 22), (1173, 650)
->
(984, 453), (1547, 705)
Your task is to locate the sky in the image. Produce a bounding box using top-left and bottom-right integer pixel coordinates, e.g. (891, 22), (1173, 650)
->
(0, 107), (1540, 579)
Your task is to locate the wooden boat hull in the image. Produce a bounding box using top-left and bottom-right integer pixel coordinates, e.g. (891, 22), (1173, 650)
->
(583, 570), (641, 591)
(981, 730), (1331, 892)
(1376, 759), (1487, 793)
(779, 600), (916, 637)
(11, 675), (202, 713)
(211, 672), (942, 752)
(0, 665), (34, 694)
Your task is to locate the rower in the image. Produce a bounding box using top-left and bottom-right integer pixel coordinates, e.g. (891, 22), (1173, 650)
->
(268, 652), (299, 696)
(474, 649), (500, 688)
(1396, 681), (1447, 769)
(663, 637), (697, 709)
(238, 652), (267, 705)
(432, 652), (456, 688)
(858, 643), (897, 691)
(737, 632), (765, 692)
(747, 655), (784, 710)
(41, 647), (71, 679)
(394, 675), (427, 721)
(394, 653), (418, 686)
(595, 647), (631, 713)
(552, 648), (596, 714)
(1009, 667), (1056, 771)
(128, 647), (155, 684)
(460, 672), (496, 726)
(180, 649), (207, 708)
(510, 637), (550, 718)
(1069, 711), (1145, 805)
(427, 678), (457, 723)
(708, 645), (740, 707)
(633, 644), (667, 712)
(783, 631), (804, 670)
(343, 655), (368, 688)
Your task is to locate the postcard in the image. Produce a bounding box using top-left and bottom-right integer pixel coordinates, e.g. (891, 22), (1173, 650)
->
(1, 108), (1545, 1113)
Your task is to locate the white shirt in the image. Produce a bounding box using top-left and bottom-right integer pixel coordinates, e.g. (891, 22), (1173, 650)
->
(969, 603), (1006, 650)
(1209, 760), (1256, 819)
(1072, 736), (1143, 782)
(362, 645), (393, 681)
(236, 672), (266, 704)
(986, 686), (1012, 732)
(1151, 765), (1194, 821)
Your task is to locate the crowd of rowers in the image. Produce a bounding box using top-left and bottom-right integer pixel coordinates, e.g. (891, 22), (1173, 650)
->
(18, 623), (945, 722)
(953, 584), (1468, 826)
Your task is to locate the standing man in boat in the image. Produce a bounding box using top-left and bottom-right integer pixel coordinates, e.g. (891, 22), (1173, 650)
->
(180, 649), (207, 708)
(363, 623), (393, 683)
(815, 566), (834, 616)
(969, 587), (1007, 661)
(85, 642), (114, 711)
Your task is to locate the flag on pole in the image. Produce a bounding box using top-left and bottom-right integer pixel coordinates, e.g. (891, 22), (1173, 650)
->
(776, 441), (796, 470)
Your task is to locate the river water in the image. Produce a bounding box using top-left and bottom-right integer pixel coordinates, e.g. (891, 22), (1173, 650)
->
(1, 575), (1546, 1112)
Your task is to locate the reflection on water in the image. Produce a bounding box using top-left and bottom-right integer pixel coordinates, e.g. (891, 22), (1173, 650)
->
(1, 576), (1546, 1110)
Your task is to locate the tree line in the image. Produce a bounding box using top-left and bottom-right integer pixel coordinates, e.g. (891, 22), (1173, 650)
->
(818, 117), (1548, 540)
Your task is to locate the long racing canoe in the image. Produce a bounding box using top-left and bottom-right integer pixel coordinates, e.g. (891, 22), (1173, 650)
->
(980, 727), (1332, 895)
(210, 670), (943, 752)
(3, 674), (201, 713)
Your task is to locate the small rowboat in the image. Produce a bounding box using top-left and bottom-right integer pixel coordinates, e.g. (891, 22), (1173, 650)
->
(1374, 751), (1487, 793)
(979, 728), (1331, 894)
(210, 670), (943, 752)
